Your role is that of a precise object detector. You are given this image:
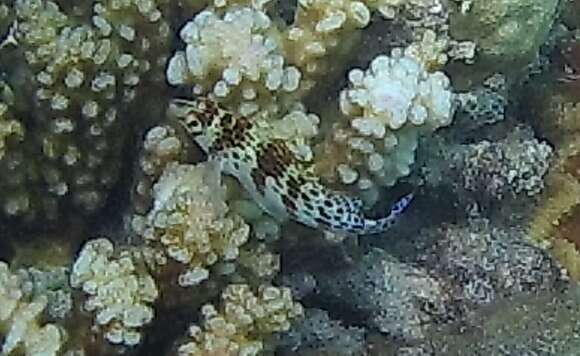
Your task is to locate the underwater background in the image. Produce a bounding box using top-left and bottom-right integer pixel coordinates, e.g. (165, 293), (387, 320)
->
(1, 0), (580, 354)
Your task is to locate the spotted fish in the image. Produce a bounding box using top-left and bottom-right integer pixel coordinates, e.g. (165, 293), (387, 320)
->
(169, 97), (413, 235)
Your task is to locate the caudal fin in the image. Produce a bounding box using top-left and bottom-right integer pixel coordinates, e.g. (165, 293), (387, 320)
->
(363, 192), (414, 234)
(390, 192), (414, 215)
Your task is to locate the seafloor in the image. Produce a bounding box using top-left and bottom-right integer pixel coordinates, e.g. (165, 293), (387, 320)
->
(1, 0), (580, 355)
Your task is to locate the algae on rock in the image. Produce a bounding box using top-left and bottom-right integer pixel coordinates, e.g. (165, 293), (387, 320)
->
(449, 0), (558, 85)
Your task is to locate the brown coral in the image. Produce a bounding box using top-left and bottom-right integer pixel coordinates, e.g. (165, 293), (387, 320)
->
(534, 143), (580, 280)
(526, 78), (580, 279)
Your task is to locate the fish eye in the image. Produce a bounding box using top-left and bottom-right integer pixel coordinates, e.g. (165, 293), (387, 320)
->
(186, 117), (203, 133)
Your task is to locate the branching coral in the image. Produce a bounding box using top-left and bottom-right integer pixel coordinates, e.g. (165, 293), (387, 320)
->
(164, 0), (458, 216)
(0, 3), (15, 43)
(177, 283), (303, 356)
(124, 123), (295, 352)
(364, 0), (443, 22)
(167, 3), (302, 116)
(70, 238), (158, 347)
(132, 124), (282, 292)
(14, 265), (72, 322)
(315, 49), (454, 204)
(118, 121), (298, 353)
(132, 124), (186, 216)
(0, 0), (170, 221)
(132, 162), (251, 287)
(166, 0), (376, 116)
(0, 261), (67, 355)
(284, 0), (371, 82)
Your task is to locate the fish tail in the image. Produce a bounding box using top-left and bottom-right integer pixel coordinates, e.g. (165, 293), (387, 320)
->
(362, 192), (414, 234)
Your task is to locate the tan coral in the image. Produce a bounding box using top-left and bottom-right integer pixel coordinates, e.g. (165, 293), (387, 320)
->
(283, 0), (370, 90)
(132, 125), (186, 215)
(166, 3), (302, 116)
(238, 243), (280, 279)
(0, 0), (171, 220)
(177, 283), (303, 356)
(526, 85), (580, 280)
(70, 238), (158, 347)
(528, 170), (580, 248)
(0, 261), (66, 355)
(404, 29), (450, 70)
(537, 141), (580, 279)
(552, 238), (580, 280)
(166, 0), (376, 116)
(132, 162), (250, 287)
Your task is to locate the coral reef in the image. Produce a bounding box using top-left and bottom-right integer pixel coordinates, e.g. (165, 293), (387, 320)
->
(165, 0), (378, 116)
(366, 0), (444, 23)
(417, 124), (553, 218)
(131, 124), (186, 216)
(460, 129), (552, 200)
(165, 0), (458, 215)
(169, 95), (415, 235)
(0, 92), (24, 162)
(454, 73), (507, 130)
(274, 208), (565, 354)
(127, 124), (295, 352)
(282, 0), (372, 89)
(525, 92), (580, 279)
(2, 0), (579, 354)
(167, 3), (302, 116)
(15, 266), (72, 321)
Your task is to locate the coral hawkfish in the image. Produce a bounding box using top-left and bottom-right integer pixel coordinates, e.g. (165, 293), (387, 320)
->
(169, 97), (412, 235)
